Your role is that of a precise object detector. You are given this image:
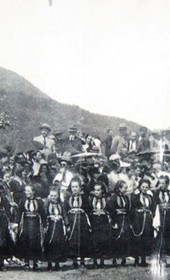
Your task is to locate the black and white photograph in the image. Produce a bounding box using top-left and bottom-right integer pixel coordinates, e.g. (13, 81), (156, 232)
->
(0, 0), (170, 279)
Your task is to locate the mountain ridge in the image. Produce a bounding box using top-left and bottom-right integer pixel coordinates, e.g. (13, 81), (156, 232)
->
(0, 67), (141, 147)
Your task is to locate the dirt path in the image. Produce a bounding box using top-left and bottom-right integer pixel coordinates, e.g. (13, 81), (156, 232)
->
(0, 263), (166, 280)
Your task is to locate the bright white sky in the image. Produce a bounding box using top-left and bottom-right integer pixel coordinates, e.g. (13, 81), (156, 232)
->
(0, 0), (170, 130)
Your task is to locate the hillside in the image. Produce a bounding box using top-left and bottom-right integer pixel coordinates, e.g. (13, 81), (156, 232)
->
(0, 67), (141, 148)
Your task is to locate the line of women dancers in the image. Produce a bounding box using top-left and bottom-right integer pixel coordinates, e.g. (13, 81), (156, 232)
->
(0, 174), (170, 272)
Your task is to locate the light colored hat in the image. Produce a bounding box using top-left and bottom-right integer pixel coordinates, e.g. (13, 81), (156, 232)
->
(152, 163), (161, 170)
(109, 154), (121, 161)
(59, 152), (72, 163)
(120, 160), (130, 168)
(119, 123), (127, 129)
(39, 123), (51, 131)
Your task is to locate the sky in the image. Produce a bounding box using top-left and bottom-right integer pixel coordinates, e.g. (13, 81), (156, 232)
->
(0, 0), (170, 130)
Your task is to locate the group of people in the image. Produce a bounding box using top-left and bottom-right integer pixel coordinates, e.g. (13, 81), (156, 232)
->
(0, 122), (169, 271)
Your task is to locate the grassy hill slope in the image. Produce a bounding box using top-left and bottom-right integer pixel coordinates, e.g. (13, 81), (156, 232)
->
(0, 67), (141, 147)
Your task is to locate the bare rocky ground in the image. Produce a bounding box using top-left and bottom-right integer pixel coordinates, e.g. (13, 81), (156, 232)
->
(0, 258), (169, 280)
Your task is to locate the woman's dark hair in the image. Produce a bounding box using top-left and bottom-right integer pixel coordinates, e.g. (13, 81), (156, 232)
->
(38, 163), (50, 174)
(11, 162), (24, 177)
(97, 174), (109, 193)
(93, 182), (106, 194)
(138, 179), (151, 189)
(68, 176), (82, 193)
(157, 175), (170, 188)
(114, 180), (126, 194)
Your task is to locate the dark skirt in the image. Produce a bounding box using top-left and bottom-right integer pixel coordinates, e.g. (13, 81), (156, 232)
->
(91, 213), (113, 258)
(154, 208), (170, 256)
(67, 210), (91, 258)
(16, 213), (43, 260)
(112, 214), (131, 258)
(0, 211), (13, 258)
(44, 218), (66, 261)
(130, 210), (154, 257)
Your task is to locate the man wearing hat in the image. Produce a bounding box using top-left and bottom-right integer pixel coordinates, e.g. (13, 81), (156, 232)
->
(111, 123), (128, 157)
(33, 123), (56, 160)
(52, 129), (65, 158)
(63, 126), (82, 155)
(53, 152), (74, 188)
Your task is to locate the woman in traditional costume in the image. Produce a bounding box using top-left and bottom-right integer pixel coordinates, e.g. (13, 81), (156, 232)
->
(153, 175), (170, 266)
(109, 180), (131, 266)
(67, 176), (91, 268)
(44, 188), (68, 271)
(130, 179), (154, 266)
(89, 183), (113, 268)
(0, 184), (14, 270)
(16, 185), (46, 271)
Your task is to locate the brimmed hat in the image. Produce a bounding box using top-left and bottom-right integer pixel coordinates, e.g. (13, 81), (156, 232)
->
(89, 164), (100, 174)
(109, 154), (121, 161)
(91, 146), (100, 153)
(120, 160), (131, 168)
(53, 129), (64, 136)
(39, 123), (51, 131)
(75, 158), (89, 169)
(59, 152), (72, 164)
(0, 148), (8, 157)
(68, 126), (77, 133)
(152, 163), (161, 170)
(119, 123), (127, 130)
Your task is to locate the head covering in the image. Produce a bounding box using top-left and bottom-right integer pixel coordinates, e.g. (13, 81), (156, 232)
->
(120, 160), (131, 168)
(119, 123), (127, 130)
(89, 164), (100, 174)
(109, 154), (121, 161)
(139, 126), (147, 132)
(75, 158), (89, 170)
(91, 146), (100, 153)
(53, 129), (64, 136)
(0, 148), (8, 157)
(39, 123), (51, 131)
(153, 163), (161, 170)
(68, 126), (77, 133)
(59, 152), (72, 164)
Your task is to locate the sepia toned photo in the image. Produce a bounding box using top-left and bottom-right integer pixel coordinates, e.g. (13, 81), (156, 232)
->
(0, 1), (170, 279)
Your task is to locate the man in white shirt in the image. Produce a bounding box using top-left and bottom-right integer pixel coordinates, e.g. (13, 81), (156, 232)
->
(53, 152), (74, 188)
(128, 131), (139, 153)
